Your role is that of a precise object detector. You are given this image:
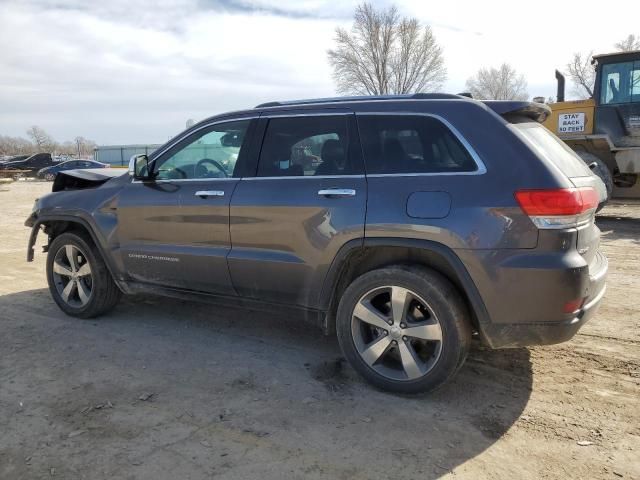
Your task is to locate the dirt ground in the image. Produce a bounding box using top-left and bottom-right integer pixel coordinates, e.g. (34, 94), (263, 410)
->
(0, 180), (638, 480)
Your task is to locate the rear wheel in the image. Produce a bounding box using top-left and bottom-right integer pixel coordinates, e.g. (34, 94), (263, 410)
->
(44, 172), (56, 181)
(46, 232), (122, 318)
(336, 266), (472, 394)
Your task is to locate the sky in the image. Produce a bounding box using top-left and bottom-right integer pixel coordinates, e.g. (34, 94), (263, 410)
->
(1, 0), (639, 145)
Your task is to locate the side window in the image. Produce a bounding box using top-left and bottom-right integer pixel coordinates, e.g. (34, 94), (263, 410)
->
(632, 61), (640, 101)
(257, 116), (353, 177)
(155, 120), (250, 180)
(600, 62), (638, 104)
(358, 115), (477, 174)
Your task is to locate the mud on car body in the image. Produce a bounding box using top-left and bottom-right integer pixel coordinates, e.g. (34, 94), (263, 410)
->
(26, 94), (608, 394)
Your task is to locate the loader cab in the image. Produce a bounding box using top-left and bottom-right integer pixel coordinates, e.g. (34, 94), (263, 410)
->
(594, 51), (640, 105)
(543, 50), (640, 197)
(591, 51), (640, 148)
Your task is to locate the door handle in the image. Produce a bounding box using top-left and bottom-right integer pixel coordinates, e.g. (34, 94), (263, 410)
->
(195, 190), (225, 198)
(318, 188), (356, 197)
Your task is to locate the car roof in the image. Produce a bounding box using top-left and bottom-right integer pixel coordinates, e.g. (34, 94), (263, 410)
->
(200, 94), (547, 125)
(185, 94), (475, 129)
(254, 93), (467, 108)
(153, 94), (546, 159)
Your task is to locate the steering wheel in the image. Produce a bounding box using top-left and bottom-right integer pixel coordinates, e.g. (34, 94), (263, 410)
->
(196, 158), (228, 178)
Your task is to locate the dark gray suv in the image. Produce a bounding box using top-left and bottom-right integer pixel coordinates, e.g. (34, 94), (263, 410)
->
(26, 94), (608, 393)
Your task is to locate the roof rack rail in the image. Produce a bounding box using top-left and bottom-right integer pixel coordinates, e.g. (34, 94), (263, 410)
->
(255, 93), (466, 109)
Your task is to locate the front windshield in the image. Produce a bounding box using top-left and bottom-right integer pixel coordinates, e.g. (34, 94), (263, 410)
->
(600, 61), (640, 104)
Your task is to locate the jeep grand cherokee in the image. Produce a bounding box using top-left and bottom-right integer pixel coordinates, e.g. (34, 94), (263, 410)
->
(26, 94), (608, 393)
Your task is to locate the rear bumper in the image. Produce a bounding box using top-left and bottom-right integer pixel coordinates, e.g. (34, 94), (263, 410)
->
(480, 283), (606, 348)
(467, 246), (609, 349)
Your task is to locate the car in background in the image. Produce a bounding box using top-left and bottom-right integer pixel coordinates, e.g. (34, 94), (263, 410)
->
(37, 159), (109, 181)
(0, 153), (55, 177)
(0, 154), (30, 165)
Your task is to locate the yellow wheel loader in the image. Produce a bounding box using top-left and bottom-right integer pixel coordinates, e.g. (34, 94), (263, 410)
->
(542, 50), (640, 199)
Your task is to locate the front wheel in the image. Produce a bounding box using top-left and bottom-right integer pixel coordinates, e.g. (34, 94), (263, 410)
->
(46, 232), (122, 318)
(44, 172), (56, 181)
(336, 266), (471, 394)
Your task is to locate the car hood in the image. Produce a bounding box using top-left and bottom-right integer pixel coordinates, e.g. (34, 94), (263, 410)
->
(52, 168), (126, 192)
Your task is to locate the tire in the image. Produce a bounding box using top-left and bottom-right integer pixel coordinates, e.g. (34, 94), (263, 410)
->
(336, 265), (472, 394)
(44, 173), (56, 181)
(575, 151), (613, 209)
(46, 232), (122, 318)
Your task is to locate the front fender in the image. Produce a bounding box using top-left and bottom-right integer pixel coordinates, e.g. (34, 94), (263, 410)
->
(25, 212), (128, 294)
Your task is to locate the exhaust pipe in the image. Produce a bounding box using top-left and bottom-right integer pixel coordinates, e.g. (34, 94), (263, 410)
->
(555, 70), (565, 102)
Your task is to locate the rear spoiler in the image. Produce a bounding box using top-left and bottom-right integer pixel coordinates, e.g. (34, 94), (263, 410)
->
(483, 101), (551, 123)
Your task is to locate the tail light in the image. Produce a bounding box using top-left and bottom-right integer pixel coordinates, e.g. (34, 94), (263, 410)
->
(563, 297), (586, 314)
(515, 187), (598, 229)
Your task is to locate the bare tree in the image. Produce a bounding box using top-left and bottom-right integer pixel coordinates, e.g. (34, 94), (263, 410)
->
(1, 130), (97, 158)
(327, 3), (446, 95)
(566, 51), (595, 99)
(26, 126), (56, 152)
(0, 135), (35, 156)
(465, 63), (528, 100)
(615, 34), (640, 52)
(74, 136), (97, 158)
(58, 141), (76, 156)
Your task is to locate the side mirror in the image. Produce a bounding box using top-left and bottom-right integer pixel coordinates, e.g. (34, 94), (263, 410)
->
(128, 154), (152, 180)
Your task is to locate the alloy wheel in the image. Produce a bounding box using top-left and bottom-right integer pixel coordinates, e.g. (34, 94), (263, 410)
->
(51, 245), (93, 308)
(351, 286), (443, 381)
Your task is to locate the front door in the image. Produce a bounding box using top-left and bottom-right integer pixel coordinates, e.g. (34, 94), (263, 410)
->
(116, 117), (255, 294)
(116, 180), (187, 289)
(228, 112), (367, 308)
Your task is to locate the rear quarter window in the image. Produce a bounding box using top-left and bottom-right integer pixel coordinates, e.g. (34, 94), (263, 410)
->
(511, 122), (592, 177)
(357, 115), (478, 175)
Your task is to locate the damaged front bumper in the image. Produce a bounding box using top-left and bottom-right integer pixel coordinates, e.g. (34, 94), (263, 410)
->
(25, 212), (43, 262)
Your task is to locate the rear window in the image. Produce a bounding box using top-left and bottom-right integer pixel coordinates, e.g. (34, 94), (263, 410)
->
(512, 122), (592, 177)
(358, 115), (478, 175)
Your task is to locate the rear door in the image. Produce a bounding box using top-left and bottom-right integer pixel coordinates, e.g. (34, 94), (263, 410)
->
(228, 111), (367, 308)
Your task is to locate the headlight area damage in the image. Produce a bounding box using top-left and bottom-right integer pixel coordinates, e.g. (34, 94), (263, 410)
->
(51, 168), (125, 192)
(25, 168), (126, 261)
